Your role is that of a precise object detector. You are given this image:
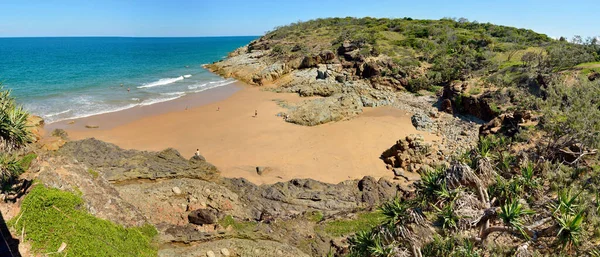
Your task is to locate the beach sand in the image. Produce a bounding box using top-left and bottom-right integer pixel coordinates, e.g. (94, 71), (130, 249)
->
(51, 83), (439, 184)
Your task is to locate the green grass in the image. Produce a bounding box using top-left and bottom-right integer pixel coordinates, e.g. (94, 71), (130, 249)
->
(17, 153), (36, 170)
(305, 210), (324, 222)
(9, 185), (157, 257)
(468, 87), (482, 95)
(219, 215), (257, 232)
(575, 61), (600, 68)
(87, 168), (99, 179)
(322, 211), (385, 237)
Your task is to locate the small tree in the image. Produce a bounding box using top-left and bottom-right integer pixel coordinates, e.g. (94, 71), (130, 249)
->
(539, 80), (600, 162)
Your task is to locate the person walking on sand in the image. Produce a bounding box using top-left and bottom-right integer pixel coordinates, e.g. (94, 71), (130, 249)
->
(254, 110), (258, 117)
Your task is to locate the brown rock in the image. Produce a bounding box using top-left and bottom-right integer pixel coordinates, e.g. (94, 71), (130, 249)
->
(319, 50), (336, 62)
(441, 99), (453, 114)
(188, 209), (218, 225)
(38, 136), (66, 151)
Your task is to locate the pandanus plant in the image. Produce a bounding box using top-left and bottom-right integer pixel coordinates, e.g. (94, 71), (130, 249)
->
(0, 84), (33, 151)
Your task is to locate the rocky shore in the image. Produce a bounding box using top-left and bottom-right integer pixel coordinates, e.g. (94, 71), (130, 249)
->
(8, 138), (414, 256)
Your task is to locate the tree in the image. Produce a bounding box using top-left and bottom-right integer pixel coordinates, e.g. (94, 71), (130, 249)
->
(539, 80), (600, 162)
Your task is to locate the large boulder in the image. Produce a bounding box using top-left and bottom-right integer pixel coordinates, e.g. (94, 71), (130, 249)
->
(286, 93), (363, 126)
(299, 55), (320, 69)
(188, 209), (218, 225)
(381, 135), (443, 173)
(589, 71), (600, 81)
(411, 113), (434, 131)
(319, 50), (336, 63)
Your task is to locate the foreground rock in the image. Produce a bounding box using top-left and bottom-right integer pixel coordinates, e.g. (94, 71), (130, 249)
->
(159, 238), (310, 257)
(27, 139), (411, 256)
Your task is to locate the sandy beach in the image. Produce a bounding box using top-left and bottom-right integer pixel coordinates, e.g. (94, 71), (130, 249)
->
(50, 82), (439, 184)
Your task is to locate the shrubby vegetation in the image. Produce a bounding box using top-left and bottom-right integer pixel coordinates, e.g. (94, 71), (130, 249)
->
(260, 17), (599, 95)
(344, 81), (600, 257)
(0, 83), (34, 189)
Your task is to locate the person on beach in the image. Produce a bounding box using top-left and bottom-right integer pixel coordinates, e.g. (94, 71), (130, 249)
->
(195, 149), (200, 157)
(217, 107), (220, 111)
(254, 110), (258, 117)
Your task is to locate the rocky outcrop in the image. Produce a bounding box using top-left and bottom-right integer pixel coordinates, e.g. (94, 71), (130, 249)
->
(381, 135), (445, 175)
(205, 39), (408, 126)
(31, 139), (412, 256)
(479, 110), (534, 137)
(442, 82), (500, 121)
(26, 115), (45, 142)
(159, 238), (310, 257)
(411, 113), (434, 131)
(286, 93), (363, 126)
(34, 156), (148, 227)
(58, 138), (219, 182)
(222, 176), (406, 221)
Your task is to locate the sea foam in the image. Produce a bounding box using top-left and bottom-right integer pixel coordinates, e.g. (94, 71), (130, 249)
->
(138, 76), (184, 88)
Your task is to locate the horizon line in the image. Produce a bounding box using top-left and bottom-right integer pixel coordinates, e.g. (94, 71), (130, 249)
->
(0, 35), (261, 39)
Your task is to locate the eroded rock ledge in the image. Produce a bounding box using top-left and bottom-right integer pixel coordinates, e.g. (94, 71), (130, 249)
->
(28, 138), (411, 256)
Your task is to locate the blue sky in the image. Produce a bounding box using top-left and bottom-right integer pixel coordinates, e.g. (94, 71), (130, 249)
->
(0, 0), (597, 38)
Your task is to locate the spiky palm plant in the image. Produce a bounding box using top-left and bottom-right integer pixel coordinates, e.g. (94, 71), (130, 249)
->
(550, 189), (580, 216)
(519, 161), (539, 191)
(0, 84), (32, 151)
(0, 153), (23, 189)
(416, 167), (445, 202)
(498, 200), (535, 239)
(433, 201), (460, 230)
(555, 211), (584, 250)
(368, 235), (395, 257)
(348, 230), (377, 257)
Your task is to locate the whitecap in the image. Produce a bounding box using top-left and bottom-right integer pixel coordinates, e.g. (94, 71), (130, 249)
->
(138, 76), (184, 88)
(45, 109), (72, 117)
(188, 83), (208, 90)
(139, 96), (183, 106)
(183, 74), (192, 78)
(161, 91), (186, 96)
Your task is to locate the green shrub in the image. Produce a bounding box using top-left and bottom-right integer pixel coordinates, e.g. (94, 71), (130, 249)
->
(0, 84), (33, 151)
(9, 185), (158, 256)
(0, 153), (24, 189)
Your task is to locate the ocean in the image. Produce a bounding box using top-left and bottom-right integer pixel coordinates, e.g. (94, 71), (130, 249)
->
(0, 36), (256, 123)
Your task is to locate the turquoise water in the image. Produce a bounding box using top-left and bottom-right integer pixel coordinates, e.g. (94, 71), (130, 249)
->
(0, 36), (256, 123)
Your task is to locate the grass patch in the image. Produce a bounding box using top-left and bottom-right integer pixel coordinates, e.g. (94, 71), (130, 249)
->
(305, 210), (324, 222)
(575, 61), (600, 68)
(9, 185), (157, 257)
(18, 153), (37, 170)
(322, 211), (385, 237)
(219, 215), (257, 232)
(468, 87), (482, 95)
(87, 168), (99, 179)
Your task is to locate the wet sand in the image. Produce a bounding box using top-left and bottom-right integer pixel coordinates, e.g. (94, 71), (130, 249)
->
(55, 82), (438, 184)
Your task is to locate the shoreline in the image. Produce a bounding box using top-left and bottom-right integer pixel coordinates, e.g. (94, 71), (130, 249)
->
(55, 80), (439, 185)
(46, 82), (242, 131)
